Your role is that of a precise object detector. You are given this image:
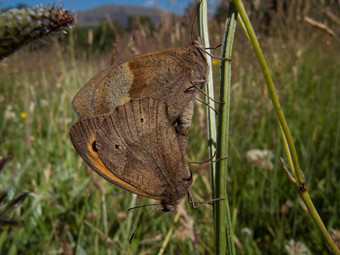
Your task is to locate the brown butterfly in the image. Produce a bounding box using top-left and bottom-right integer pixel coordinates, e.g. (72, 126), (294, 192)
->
(72, 40), (208, 138)
(69, 98), (192, 211)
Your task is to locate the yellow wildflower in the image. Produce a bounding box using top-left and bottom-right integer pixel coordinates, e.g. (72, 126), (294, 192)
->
(212, 59), (219, 66)
(20, 112), (26, 119)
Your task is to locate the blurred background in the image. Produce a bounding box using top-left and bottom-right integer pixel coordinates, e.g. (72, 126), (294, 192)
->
(0, 0), (339, 254)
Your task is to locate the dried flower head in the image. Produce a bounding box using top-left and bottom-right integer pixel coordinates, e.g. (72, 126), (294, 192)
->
(0, 6), (76, 60)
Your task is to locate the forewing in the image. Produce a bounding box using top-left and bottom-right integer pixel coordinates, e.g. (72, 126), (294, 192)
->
(93, 49), (196, 123)
(72, 68), (112, 119)
(72, 47), (205, 135)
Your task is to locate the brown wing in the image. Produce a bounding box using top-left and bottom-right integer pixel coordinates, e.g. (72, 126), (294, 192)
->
(70, 98), (191, 200)
(95, 98), (191, 198)
(72, 68), (113, 119)
(72, 47), (207, 128)
(69, 107), (163, 200)
(126, 49), (196, 126)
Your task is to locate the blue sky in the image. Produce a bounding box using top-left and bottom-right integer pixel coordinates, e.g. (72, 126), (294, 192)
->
(0, 0), (194, 13)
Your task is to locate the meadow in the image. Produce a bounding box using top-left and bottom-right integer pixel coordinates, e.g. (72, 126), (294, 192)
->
(0, 2), (339, 254)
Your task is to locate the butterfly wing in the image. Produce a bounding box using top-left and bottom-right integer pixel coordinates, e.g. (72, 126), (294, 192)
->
(70, 98), (191, 200)
(69, 108), (163, 200)
(126, 49), (199, 127)
(95, 98), (191, 198)
(72, 47), (207, 130)
(72, 68), (113, 120)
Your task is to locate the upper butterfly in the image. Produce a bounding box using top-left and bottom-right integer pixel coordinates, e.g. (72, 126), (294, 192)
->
(69, 98), (193, 212)
(72, 40), (208, 136)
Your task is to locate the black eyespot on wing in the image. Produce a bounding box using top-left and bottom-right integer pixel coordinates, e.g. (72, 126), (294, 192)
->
(92, 141), (98, 152)
(115, 144), (120, 150)
(140, 117), (144, 123)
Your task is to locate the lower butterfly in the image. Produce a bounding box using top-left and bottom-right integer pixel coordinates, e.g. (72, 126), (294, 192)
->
(69, 98), (192, 211)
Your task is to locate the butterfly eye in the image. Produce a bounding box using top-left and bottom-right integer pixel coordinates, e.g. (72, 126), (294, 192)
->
(92, 141), (98, 152)
(140, 117), (144, 123)
(115, 144), (120, 150)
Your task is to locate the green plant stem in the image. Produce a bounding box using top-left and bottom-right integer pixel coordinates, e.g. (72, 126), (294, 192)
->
(215, 2), (238, 255)
(232, 0), (340, 253)
(233, 0), (303, 183)
(196, 0), (220, 247)
(279, 123), (296, 180)
(196, 0), (222, 252)
(122, 194), (137, 251)
(300, 191), (340, 254)
(158, 212), (180, 255)
(196, 0), (217, 185)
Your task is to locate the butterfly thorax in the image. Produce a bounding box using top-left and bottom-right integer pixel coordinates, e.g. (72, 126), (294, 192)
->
(186, 41), (208, 86)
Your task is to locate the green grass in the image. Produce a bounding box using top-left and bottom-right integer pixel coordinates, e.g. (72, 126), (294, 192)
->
(0, 19), (339, 254)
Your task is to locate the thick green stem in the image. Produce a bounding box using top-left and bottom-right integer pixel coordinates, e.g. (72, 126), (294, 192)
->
(232, 0), (340, 253)
(300, 191), (339, 254)
(215, 3), (238, 255)
(196, 0), (217, 182)
(232, 0), (303, 183)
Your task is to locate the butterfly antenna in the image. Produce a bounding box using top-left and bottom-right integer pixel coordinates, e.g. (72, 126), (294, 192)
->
(191, 1), (230, 60)
(205, 44), (222, 50)
(129, 206), (161, 244)
(201, 47), (232, 61)
(188, 190), (227, 209)
(128, 203), (160, 212)
(190, 0), (203, 43)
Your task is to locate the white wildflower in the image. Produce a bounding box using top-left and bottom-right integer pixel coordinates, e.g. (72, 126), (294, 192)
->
(241, 227), (253, 237)
(4, 105), (16, 120)
(285, 239), (309, 255)
(40, 99), (49, 107)
(246, 149), (274, 170)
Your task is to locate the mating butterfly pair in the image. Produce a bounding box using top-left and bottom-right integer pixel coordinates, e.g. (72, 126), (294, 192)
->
(69, 41), (208, 211)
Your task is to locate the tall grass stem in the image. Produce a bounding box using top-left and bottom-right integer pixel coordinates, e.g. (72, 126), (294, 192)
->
(215, 3), (238, 254)
(232, 0), (302, 181)
(196, 0), (217, 187)
(196, 0), (224, 252)
(232, 0), (340, 253)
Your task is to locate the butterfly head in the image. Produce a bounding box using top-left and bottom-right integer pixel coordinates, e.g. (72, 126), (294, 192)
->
(160, 170), (193, 212)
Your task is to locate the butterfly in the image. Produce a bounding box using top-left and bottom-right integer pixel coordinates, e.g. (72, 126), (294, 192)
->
(72, 40), (208, 140)
(70, 98), (193, 211)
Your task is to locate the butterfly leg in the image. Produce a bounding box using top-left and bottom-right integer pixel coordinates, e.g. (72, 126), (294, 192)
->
(188, 190), (228, 209)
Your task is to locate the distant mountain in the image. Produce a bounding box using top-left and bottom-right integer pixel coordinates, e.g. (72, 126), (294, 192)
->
(76, 4), (166, 27)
